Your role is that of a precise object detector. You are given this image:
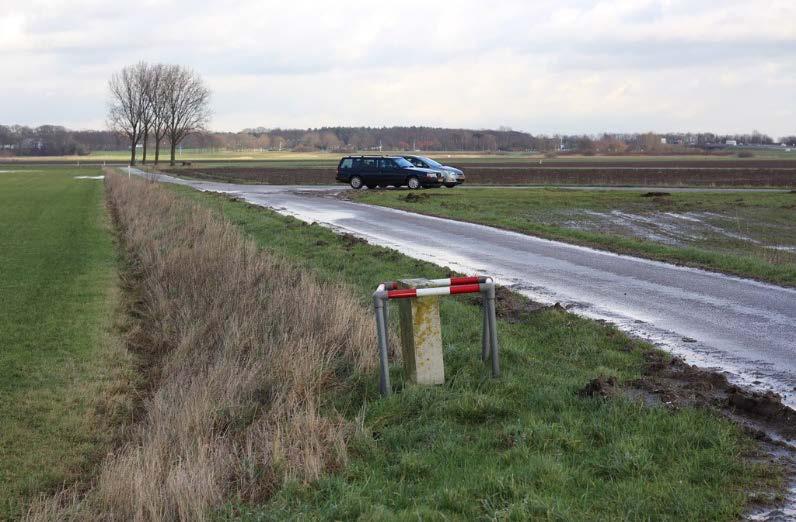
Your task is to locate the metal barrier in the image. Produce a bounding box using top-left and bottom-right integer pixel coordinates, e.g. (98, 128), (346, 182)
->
(372, 276), (499, 396)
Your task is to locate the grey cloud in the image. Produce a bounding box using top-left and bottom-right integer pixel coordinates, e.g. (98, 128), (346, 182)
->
(543, 39), (796, 71)
(2, 0), (794, 136)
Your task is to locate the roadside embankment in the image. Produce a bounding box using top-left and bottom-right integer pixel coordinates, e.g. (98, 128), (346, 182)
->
(28, 172), (375, 520)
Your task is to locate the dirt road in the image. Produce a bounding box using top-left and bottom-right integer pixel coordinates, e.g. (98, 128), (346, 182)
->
(131, 169), (796, 407)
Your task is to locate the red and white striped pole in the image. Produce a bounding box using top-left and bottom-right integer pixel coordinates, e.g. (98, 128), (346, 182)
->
(377, 276), (492, 293)
(373, 275), (499, 396)
(384, 282), (485, 300)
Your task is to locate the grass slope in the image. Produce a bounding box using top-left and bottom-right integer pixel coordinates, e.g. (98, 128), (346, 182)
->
(0, 167), (120, 519)
(354, 187), (796, 286)
(171, 186), (781, 520)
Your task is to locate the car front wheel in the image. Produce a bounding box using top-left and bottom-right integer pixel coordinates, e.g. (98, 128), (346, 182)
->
(350, 176), (363, 189)
(407, 176), (421, 190)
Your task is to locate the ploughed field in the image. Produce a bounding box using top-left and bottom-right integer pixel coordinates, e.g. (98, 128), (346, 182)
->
(164, 157), (796, 187)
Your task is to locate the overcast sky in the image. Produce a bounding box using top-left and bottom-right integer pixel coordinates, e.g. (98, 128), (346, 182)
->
(1, 0), (794, 137)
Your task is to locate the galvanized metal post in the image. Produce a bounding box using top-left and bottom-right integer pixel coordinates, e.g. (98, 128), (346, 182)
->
(382, 301), (389, 354)
(374, 295), (391, 396)
(485, 284), (500, 377)
(481, 297), (490, 362)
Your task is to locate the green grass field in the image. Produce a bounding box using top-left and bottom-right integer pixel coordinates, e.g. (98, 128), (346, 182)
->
(0, 166), (125, 519)
(353, 188), (796, 286)
(171, 186), (782, 520)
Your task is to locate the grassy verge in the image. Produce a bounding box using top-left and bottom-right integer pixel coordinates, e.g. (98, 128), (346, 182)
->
(353, 187), (796, 286)
(31, 173), (377, 519)
(170, 185), (782, 520)
(0, 167), (126, 519)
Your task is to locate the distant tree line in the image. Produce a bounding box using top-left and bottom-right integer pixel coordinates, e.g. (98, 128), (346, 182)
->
(1, 123), (792, 158)
(107, 61), (211, 165)
(0, 125), (127, 156)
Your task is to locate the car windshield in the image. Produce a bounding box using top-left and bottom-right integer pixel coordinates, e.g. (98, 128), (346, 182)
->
(419, 156), (443, 168)
(393, 157), (414, 168)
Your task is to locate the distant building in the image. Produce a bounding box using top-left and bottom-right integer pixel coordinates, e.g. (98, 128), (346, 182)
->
(660, 137), (667, 144)
(725, 139), (737, 146)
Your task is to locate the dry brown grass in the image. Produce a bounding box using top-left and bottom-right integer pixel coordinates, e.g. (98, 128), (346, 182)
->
(28, 172), (375, 521)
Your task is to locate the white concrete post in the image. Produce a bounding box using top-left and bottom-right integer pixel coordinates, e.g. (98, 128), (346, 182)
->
(398, 279), (445, 385)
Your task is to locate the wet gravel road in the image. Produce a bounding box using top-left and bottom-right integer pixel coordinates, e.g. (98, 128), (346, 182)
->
(131, 169), (796, 406)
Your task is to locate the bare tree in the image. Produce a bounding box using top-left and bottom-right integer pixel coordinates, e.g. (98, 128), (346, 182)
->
(146, 64), (170, 165)
(163, 65), (211, 165)
(108, 62), (148, 165)
(138, 64), (155, 164)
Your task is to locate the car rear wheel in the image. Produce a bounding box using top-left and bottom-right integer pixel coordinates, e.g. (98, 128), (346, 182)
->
(350, 176), (363, 189)
(407, 176), (421, 190)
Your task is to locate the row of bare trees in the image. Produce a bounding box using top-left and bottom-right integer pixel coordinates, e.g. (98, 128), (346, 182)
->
(108, 62), (210, 166)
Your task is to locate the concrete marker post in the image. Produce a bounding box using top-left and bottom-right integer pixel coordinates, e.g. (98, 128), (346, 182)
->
(398, 281), (445, 386)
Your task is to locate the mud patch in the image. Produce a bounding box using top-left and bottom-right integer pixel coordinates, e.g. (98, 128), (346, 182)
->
(728, 387), (795, 428)
(494, 286), (548, 321)
(461, 285), (547, 322)
(640, 191), (671, 197)
(340, 233), (366, 250)
(402, 192), (431, 203)
(631, 351), (796, 440)
(578, 376), (619, 398)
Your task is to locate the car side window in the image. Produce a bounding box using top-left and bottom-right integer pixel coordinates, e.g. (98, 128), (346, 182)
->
(377, 158), (394, 169)
(340, 158), (353, 169)
(362, 158), (377, 170)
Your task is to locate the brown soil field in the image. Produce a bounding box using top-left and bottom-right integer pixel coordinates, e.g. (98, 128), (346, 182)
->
(456, 167), (796, 186)
(167, 163), (796, 187)
(454, 159), (796, 169)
